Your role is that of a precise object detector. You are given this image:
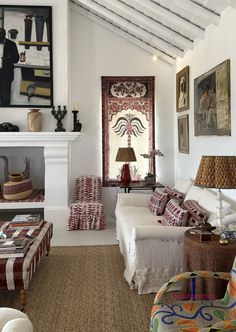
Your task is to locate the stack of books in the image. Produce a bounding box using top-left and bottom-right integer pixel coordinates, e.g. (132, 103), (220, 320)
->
(0, 237), (31, 258)
(9, 214), (43, 230)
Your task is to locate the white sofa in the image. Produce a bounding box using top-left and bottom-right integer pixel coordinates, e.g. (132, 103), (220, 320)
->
(0, 308), (33, 332)
(115, 179), (236, 294)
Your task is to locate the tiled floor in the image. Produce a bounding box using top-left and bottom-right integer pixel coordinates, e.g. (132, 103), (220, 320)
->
(51, 218), (118, 246)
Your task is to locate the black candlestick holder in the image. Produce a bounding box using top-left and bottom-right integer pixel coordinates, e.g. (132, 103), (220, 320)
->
(72, 110), (82, 132)
(51, 105), (67, 132)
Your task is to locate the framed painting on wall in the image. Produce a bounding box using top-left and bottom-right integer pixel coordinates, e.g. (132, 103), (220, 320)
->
(194, 59), (230, 136)
(0, 5), (53, 107)
(176, 66), (189, 112)
(178, 114), (189, 154)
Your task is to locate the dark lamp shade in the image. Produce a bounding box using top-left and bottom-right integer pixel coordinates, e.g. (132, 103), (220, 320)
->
(195, 156), (236, 189)
(115, 147), (136, 162)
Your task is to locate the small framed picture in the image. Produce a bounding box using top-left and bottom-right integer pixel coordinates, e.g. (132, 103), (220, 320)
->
(176, 66), (189, 112)
(178, 114), (189, 154)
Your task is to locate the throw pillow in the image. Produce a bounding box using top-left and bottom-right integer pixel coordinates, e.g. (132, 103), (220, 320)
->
(162, 199), (188, 226)
(183, 199), (209, 227)
(164, 186), (185, 204)
(184, 185), (204, 202)
(148, 189), (168, 215)
(174, 178), (193, 194)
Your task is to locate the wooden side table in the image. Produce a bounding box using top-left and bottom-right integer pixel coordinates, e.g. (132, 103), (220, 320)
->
(184, 229), (236, 299)
(119, 182), (164, 193)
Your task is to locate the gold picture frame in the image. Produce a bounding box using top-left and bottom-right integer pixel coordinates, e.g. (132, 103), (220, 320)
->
(176, 66), (189, 112)
(178, 114), (189, 154)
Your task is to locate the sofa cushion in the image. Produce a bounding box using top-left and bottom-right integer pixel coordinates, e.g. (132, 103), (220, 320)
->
(209, 212), (236, 227)
(148, 189), (168, 215)
(164, 186), (185, 204)
(198, 188), (231, 216)
(163, 199), (188, 226)
(184, 185), (204, 202)
(174, 178), (193, 194)
(183, 199), (208, 227)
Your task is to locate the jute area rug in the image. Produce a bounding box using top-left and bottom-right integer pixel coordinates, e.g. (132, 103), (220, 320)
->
(0, 245), (155, 332)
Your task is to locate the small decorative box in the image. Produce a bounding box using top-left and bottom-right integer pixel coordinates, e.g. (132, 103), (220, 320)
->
(194, 229), (212, 242)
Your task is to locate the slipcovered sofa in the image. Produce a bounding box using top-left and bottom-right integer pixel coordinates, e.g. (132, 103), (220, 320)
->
(115, 178), (236, 294)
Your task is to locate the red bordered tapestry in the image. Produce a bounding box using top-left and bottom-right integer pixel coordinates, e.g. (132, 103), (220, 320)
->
(102, 76), (155, 187)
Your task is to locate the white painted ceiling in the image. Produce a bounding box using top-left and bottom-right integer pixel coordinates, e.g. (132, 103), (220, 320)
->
(70, 0), (236, 64)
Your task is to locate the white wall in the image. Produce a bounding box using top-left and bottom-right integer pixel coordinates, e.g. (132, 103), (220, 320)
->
(0, 0), (71, 131)
(176, 7), (236, 205)
(69, 8), (175, 220)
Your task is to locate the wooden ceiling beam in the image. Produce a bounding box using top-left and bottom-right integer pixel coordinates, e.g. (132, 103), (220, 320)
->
(129, 0), (205, 39)
(73, 0), (184, 57)
(96, 0), (194, 50)
(70, 2), (176, 64)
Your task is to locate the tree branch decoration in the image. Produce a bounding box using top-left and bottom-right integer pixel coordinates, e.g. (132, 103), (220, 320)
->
(140, 149), (165, 180)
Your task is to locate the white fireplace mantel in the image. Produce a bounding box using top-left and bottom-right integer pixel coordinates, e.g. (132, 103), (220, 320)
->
(0, 132), (81, 230)
(0, 132), (80, 146)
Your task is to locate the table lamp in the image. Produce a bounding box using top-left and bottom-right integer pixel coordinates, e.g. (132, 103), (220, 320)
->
(195, 156), (236, 230)
(115, 147), (136, 185)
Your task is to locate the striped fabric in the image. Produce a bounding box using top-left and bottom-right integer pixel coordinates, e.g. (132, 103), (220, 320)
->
(67, 176), (106, 230)
(0, 221), (53, 290)
(75, 176), (102, 202)
(0, 189), (44, 203)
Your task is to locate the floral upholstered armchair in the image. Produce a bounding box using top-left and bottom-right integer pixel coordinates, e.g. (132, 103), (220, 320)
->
(67, 175), (106, 230)
(150, 256), (236, 332)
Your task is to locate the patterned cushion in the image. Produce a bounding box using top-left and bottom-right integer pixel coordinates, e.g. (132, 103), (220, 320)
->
(183, 199), (209, 227)
(163, 199), (188, 226)
(164, 186), (185, 203)
(148, 189), (168, 215)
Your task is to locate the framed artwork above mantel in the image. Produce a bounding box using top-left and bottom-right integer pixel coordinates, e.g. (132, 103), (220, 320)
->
(0, 5), (53, 108)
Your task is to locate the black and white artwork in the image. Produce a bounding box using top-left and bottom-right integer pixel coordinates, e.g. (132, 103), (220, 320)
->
(0, 5), (53, 107)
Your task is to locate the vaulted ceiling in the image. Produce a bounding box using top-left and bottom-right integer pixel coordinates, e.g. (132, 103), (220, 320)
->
(70, 0), (236, 64)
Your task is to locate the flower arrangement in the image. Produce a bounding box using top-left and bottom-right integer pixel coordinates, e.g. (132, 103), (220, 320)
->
(140, 149), (165, 183)
(140, 149), (164, 159)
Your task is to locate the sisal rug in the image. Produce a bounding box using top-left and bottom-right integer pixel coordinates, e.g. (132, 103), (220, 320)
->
(0, 245), (155, 332)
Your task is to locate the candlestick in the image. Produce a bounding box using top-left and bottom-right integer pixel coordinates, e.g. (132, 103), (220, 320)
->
(51, 105), (67, 132)
(72, 110), (82, 132)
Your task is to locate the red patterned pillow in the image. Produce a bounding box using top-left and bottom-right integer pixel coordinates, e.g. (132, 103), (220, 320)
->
(148, 189), (168, 215)
(164, 186), (185, 204)
(183, 199), (209, 227)
(163, 199), (188, 226)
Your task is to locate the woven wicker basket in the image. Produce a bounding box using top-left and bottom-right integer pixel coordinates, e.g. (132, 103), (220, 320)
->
(3, 178), (33, 200)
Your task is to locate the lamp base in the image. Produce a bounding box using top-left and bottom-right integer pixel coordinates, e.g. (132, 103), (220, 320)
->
(121, 163), (131, 185)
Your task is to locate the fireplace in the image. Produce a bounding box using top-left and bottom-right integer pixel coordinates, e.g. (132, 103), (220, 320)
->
(0, 132), (81, 230)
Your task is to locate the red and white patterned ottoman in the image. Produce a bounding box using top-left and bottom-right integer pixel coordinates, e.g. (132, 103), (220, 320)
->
(0, 221), (53, 311)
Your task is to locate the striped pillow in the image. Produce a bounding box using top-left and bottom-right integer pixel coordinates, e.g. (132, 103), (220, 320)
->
(163, 199), (188, 226)
(148, 189), (168, 215)
(164, 186), (185, 204)
(183, 199), (209, 227)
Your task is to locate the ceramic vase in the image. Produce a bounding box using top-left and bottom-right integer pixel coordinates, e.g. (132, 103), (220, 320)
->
(27, 109), (42, 132)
